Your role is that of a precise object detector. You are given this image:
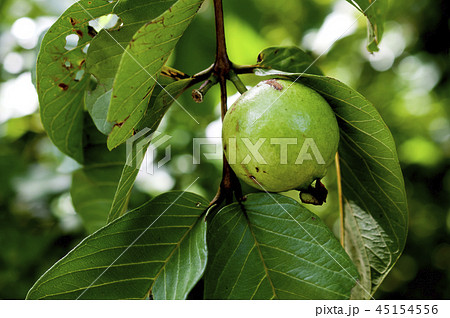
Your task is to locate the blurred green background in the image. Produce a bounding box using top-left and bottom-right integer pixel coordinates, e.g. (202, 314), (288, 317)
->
(0, 0), (448, 299)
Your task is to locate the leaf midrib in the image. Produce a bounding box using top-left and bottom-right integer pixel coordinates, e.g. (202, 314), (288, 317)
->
(244, 210), (278, 300)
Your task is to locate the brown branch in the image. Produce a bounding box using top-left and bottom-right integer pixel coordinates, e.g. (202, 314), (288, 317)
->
(207, 0), (242, 213)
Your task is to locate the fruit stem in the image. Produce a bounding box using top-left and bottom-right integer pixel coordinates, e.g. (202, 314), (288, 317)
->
(192, 77), (218, 103)
(229, 69), (248, 94)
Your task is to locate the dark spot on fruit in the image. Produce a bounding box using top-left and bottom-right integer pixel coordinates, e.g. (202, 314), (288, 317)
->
(87, 26), (97, 37)
(249, 176), (259, 185)
(58, 83), (69, 91)
(264, 79), (283, 91)
(75, 30), (83, 37)
(255, 167), (260, 172)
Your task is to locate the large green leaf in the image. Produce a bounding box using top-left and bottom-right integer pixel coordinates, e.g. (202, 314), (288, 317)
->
(106, 0), (204, 149)
(71, 115), (125, 233)
(346, 0), (388, 52)
(107, 78), (194, 223)
(205, 193), (359, 300)
(27, 191), (208, 300)
(294, 74), (408, 298)
(85, 0), (177, 134)
(256, 46), (323, 75)
(36, 0), (117, 162)
(254, 68), (408, 298)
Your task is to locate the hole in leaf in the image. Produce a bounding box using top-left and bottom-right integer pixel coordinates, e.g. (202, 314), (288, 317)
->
(64, 61), (72, 68)
(74, 70), (85, 82)
(88, 14), (119, 32)
(82, 43), (90, 54)
(64, 34), (79, 50)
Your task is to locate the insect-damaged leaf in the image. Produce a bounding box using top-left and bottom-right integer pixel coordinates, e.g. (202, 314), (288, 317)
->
(107, 78), (193, 223)
(37, 0), (116, 162)
(85, 0), (177, 135)
(106, 0), (204, 150)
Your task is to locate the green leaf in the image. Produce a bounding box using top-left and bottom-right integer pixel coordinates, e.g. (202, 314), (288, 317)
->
(107, 78), (193, 223)
(26, 191), (209, 300)
(36, 0), (117, 163)
(71, 115), (125, 233)
(85, 78), (115, 135)
(85, 0), (177, 134)
(346, 0), (388, 52)
(292, 74), (408, 298)
(204, 193), (359, 300)
(344, 202), (374, 299)
(106, 0), (204, 149)
(255, 69), (407, 298)
(256, 46), (323, 75)
(152, 209), (207, 300)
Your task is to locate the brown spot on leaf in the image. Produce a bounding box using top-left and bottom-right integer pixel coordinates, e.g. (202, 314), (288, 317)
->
(87, 26), (97, 37)
(147, 17), (165, 26)
(70, 17), (77, 26)
(114, 114), (131, 129)
(62, 61), (72, 70)
(161, 68), (189, 80)
(75, 30), (83, 37)
(255, 167), (260, 172)
(257, 53), (264, 63)
(79, 59), (85, 67)
(58, 83), (69, 91)
(264, 79), (283, 91)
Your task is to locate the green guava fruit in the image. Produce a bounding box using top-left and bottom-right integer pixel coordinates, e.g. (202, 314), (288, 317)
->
(222, 79), (339, 193)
